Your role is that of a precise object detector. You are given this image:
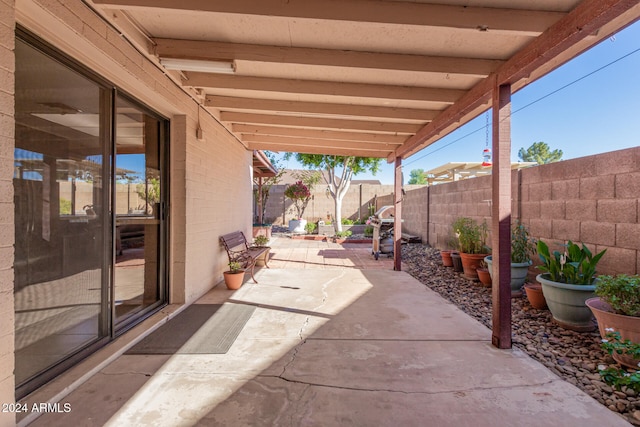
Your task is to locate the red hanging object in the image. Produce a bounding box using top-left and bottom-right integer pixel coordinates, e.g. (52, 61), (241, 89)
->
(481, 148), (492, 167)
(481, 112), (492, 167)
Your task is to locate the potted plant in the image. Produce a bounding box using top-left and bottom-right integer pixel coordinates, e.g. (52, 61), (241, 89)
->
(285, 181), (311, 233)
(223, 261), (245, 290)
(485, 221), (537, 296)
(440, 233), (458, 267)
(536, 240), (606, 331)
(476, 260), (492, 287)
(586, 274), (640, 368)
(253, 235), (270, 266)
(452, 217), (490, 280)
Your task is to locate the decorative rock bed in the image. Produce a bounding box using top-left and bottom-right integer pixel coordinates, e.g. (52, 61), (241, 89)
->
(401, 243), (640, 426)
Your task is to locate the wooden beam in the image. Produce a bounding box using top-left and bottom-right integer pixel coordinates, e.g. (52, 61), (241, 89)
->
(155, 38), (503, 77)
(221, 112), (421, 134)
(393, 156), (403, 271)
(95, 0), (564, 34)
(206, 95), (439, 121)
(392, 0), (640, 161)
(246, 142), (388, 158)
(491, 83), (512, 350)
(186, 73), (464, 104)
(232, 124), (409, 143)
(242, 134), (400, 151)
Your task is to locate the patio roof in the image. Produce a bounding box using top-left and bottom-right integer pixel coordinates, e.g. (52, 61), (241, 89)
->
(91, 0), (640, 162)
(252, 150), (278, 178)
(425, 161), (537, 184)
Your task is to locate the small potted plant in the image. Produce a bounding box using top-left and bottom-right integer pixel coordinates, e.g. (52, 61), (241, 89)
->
(586, 274), (640, 368)
(452, 217), (490, 280)
(223, 261), (245, 290)
(253, 235), (270, 266)
(536, 240), (606, 331)
(485, 221), (537, 296)
(476, 260), (492, 287)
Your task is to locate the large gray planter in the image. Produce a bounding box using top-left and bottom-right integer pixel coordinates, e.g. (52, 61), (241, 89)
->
(536, 274), (596, 332)
(485, 256), (532, 296)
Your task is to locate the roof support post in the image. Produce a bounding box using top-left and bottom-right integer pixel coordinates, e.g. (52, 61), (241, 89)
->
(393, 156), (403, 271)
(491, 83), (512, 349)
(257, 176), (263, 225)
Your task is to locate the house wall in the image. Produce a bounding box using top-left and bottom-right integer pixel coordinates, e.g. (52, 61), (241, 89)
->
(403, 146), (640, 276)
(14, 0), (254, 306)
(0, 1), (15, 424)
(3, 0), (253, 406)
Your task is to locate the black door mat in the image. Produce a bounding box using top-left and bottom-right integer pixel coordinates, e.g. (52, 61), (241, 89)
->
(126, 303), (256, 355)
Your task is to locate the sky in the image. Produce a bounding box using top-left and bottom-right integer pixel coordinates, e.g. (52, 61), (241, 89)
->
(277, 20), (640, 185)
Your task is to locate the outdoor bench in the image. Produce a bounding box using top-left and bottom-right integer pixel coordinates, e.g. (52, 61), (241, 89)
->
(220, 231), (270, 283)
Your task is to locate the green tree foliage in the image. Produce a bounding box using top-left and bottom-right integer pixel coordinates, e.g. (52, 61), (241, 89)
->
(518, 141), (563, 165)
(408, 169), (427, 185)
(285, 153), (381, 232)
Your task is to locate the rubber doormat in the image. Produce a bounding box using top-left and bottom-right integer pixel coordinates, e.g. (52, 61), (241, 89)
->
(126, 303), (255, 354)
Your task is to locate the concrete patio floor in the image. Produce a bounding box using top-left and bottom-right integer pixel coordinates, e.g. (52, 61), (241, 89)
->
(21, 236), (630, 426)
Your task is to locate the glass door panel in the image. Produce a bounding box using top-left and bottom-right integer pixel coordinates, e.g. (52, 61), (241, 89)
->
(113, 96), (163, 327)
(13, 39), (109, 390)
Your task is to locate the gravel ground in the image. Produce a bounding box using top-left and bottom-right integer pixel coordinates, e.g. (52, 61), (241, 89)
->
(401, 243), (640, 426)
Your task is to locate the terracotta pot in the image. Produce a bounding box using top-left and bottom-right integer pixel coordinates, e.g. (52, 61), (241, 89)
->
(587, 297), (640, 369)
(477, 268), (492, 287)
(440, 250), (454, 267)
(459, 252), (489, 280)
(223, 270), (245, 290)
(524, 282), (547, 310)
(451, 252), (463, 273)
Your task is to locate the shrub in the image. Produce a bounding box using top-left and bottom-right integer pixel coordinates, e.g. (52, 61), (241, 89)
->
(341, 218), (354, 225)
(511, 221), (536, 263)
(336, 230), (352, 238)
(595, 274), (640, 316)
(305, 222), (317, 234)
(452, 217), (488, 254)
(254, 235), (269, 247)
(364, 225), (373, 237)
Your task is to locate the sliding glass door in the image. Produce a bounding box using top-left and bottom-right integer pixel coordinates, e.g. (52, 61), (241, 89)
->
(14, 33), (168, 397)
(113, 95), (166, 329)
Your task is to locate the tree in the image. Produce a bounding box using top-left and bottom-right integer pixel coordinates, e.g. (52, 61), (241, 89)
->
(408, 169), (427, 185)
(518, 142), (563, 165)
(285, 154), (381, 232)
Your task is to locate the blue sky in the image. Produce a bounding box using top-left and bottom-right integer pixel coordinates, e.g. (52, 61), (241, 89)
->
(278, 20), (640, 184)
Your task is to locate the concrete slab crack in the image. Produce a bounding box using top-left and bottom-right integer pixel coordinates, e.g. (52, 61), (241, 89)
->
(258, 374), (559, 396)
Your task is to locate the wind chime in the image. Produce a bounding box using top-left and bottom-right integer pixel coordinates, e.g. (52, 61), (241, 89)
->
(481, 111), (492, 167)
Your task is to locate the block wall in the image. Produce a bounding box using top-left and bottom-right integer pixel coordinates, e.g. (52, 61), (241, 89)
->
(403, 147), (640, 276)
(263, 183), (424, 226)
(0, 0), (15, 424)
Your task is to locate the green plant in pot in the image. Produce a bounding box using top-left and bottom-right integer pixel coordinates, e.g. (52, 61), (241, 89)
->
(536, 240), (606, 331)
(485, 221), (537, 296)
(452, 217), (489, 280)
(586, 274), (640, 369)
(252, 235), (271, 266)
(223, 261), (245, 290)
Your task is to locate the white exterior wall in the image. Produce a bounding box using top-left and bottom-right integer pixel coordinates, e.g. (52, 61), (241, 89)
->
(1, 0), (254, 405)
(12, 0), (254, 303)
(0, 1), (16, 425)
